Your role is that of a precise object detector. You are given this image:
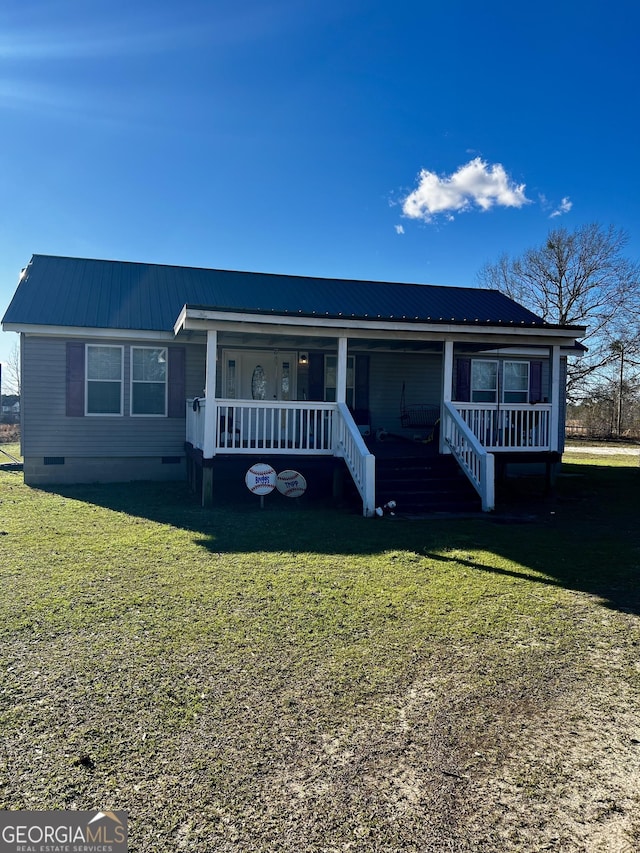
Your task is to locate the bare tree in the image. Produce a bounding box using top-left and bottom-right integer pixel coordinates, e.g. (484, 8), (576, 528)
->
(2, 340), (21, 396)
(477, 224), (640, 400)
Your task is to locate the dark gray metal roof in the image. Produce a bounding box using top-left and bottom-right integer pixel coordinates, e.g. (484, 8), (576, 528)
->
(2, 254), (580, 332)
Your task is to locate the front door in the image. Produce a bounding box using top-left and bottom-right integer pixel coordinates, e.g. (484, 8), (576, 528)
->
(222, 350), (297, 401)
(220, 350), (298, 447)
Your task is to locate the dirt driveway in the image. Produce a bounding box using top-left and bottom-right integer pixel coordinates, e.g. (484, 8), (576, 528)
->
(565, 444), (640, 456)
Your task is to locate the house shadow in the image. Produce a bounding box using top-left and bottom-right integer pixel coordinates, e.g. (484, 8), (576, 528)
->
(44, 458), (640, 618)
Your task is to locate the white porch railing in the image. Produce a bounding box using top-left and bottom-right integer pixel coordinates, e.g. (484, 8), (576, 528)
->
(186, 399), (206, 451)
(442, 401), (495, 512)
(454, 403), (552, 451)
(186, 398), (376, 516)
(188, 398), (337, 453)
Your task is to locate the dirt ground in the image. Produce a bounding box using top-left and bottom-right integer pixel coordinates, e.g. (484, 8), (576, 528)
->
(565, 444), (640, 456)
(253, 615), (640, 853)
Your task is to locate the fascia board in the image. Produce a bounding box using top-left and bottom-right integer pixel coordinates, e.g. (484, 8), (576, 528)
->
(178, 308), (585, 344)
(174, 304), (188, 335)
(472, 345), (582, 357)
(3, 323), (176, 342)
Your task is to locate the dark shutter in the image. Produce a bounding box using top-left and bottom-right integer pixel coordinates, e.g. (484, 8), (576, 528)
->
(66, 342), (85, 417)
(354, 355), (370, 411)
(529, 360), (543, 403)
(168, 347), (186, 418)
(308, 352), (325, 401)
(456, 358), (471, 402)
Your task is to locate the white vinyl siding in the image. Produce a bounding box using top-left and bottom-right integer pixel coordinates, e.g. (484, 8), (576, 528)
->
(86, 345), (123, 415)
(131, 347), (168, 416)
(21, 337), (201, 459)
(324, 354), (354, 405)
(368, 351), (442, 433)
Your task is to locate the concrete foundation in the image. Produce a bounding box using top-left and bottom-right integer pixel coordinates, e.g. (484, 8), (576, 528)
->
(23, 456), (186, 486)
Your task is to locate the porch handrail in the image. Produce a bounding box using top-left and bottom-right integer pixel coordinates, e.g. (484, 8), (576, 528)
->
(335, 402), (376, 517)
(186, 398), (206, 450)
(442, 401), (495, 512)
(454, 402), (552, 451)
(188, 398), (339, 454)
(187, 398), (376, 517)
(217, 398), (338, 454)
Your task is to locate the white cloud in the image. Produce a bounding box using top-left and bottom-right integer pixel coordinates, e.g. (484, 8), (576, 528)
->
(550, 196), (573, 218)
(401, 157), (530, 222)
(395, 224), (405, 235)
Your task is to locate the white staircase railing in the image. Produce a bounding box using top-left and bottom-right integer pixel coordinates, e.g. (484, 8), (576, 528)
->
(442, 401), (495, 512)
(335, 402), (376, 517)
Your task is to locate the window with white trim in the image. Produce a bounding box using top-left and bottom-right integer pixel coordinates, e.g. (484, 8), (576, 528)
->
(86, 345), (123, 415)
(131, 347), (168, 416)
(471, 360), (498, 403)
(503, 361), (529, 403)
(324, 355), (355, 405)
(471, 359), (530, 404)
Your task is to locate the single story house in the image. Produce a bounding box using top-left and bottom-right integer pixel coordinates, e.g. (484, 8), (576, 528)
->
(2, 255), (586, 515)
(1, 399), (20, 415)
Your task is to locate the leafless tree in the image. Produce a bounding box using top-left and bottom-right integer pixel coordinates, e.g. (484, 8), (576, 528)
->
(2, 339), (21, 396)
(477, 224), (640, 400)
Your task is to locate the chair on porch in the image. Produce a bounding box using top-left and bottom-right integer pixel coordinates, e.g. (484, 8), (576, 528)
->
(219, 412), (241, 447)
(351, 407), (371, 437)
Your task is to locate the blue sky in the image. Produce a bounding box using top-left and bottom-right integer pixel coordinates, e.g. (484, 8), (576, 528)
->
(1, 0), (639, 374)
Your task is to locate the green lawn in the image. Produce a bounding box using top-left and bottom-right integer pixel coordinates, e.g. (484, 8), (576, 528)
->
(1, 456), (639, 851)
(0, 441), (21, 462)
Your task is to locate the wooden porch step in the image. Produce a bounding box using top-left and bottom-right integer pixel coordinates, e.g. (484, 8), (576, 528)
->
(374, 455), (480, 514)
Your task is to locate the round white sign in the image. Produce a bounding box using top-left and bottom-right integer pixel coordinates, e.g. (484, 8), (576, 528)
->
(276, 469), (307, 498)
(245, 462), (277, 496)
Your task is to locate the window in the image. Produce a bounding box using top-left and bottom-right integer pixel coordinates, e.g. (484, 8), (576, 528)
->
(324, 355), (354, 405)
(131, 347), (167, 415)
(226, 359), (236, 398)
(280, 360), (291, 401)
(471, 360), (498, 403)
(470, 359), (530, 404)
(503, 361), (529, 403)
(86, 345), (123, 415)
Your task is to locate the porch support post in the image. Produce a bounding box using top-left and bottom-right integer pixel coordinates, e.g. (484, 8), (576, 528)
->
(441, 340), (454, 454)
(337, 336), (348, 403)
(549, 344), (561, 452)
(202, 329), (217, 505)
(203, 329), (218, 458)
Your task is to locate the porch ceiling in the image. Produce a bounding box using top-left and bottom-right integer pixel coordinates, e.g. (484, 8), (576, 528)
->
(175, 325), (581, 353)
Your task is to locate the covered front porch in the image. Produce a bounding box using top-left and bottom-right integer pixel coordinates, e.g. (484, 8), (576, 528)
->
(180, 325), (565, 515)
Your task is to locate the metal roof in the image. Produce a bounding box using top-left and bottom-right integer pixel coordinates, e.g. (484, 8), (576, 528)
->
(2, 254), (580, 332)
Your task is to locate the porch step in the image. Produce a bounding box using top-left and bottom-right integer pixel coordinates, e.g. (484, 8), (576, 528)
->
(374, 455), (481, 514)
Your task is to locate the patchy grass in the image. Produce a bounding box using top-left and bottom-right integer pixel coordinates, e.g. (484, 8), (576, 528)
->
(0, 442), (21, 463)
(0, 458), (639, 852)
(564, 449), (639, 467)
